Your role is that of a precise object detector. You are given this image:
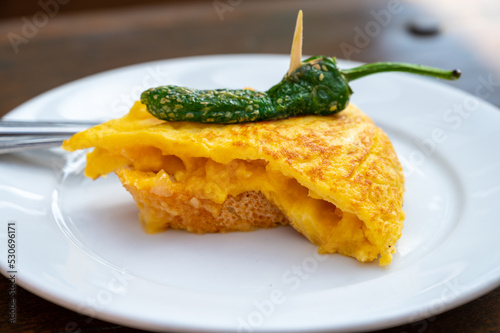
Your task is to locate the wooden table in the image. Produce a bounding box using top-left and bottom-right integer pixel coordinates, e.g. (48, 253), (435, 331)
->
(1, 0), (499, 332)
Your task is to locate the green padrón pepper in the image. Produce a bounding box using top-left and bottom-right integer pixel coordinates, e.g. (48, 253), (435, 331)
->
(141, 56), (461, 124)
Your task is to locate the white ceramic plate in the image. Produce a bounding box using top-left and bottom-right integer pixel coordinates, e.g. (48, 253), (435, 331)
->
(1, 55), (500, 333)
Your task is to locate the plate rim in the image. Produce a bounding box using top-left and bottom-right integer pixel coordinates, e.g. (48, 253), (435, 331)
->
(2, 53), (500, 333)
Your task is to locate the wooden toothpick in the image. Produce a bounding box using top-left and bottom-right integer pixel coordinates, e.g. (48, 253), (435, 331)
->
(287, 10), (303, 76)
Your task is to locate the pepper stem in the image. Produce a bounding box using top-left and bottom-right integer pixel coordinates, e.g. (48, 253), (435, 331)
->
(341, 62), (461, 82)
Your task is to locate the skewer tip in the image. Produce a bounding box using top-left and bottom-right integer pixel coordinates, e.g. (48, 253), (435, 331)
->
(287, 10), (303, 76)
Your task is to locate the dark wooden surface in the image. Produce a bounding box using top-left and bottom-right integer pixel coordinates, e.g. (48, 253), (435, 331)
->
(1, 0), (499, 332)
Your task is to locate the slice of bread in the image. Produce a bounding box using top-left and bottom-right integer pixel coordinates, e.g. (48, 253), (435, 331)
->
(117, 168), (289, 234)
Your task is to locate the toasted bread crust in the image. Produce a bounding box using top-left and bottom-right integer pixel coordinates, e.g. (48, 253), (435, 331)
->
(117, 168), (288, 233)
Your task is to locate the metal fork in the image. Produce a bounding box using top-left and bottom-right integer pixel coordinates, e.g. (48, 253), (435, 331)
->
(0, 120), (98, 154)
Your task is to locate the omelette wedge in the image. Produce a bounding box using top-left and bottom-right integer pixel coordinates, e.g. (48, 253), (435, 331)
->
(63, 101), (405, 265)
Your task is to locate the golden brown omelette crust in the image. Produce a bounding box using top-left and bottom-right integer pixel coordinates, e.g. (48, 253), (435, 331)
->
(63, 101), (405, 264)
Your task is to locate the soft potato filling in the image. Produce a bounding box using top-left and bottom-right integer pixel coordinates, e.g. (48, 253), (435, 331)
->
(86, 145), (380, 263)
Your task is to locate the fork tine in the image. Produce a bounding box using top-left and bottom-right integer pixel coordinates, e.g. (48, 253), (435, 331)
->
(0, 120), (97, 136)
(0, 136), (67, 154)
(0, 120), (97, 154)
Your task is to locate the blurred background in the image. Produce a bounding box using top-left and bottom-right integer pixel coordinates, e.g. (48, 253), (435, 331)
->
(1, 0), (499, 115)
(0, 0), (499, 332)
